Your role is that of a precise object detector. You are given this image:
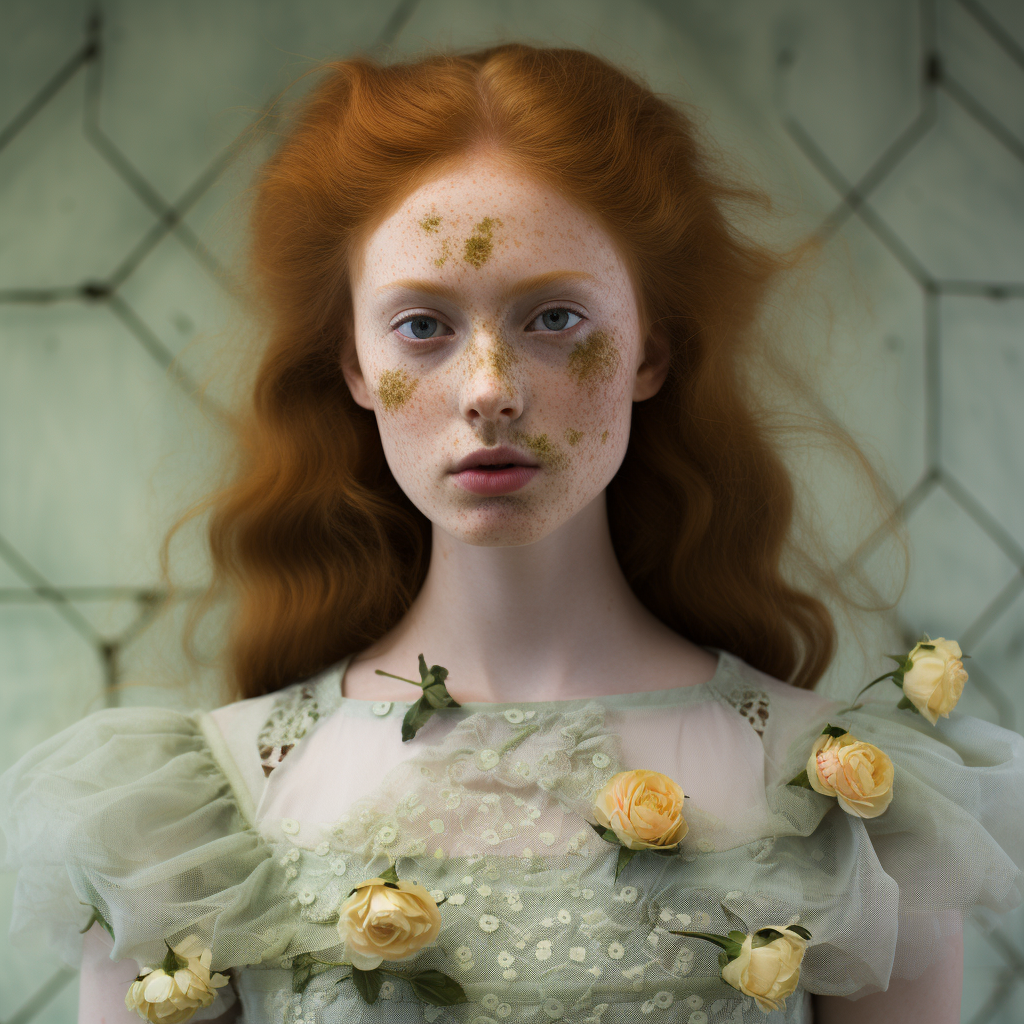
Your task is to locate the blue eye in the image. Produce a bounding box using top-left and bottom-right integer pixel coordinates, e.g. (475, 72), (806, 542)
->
(530, 308), (583, 332)
(396, 316), (450, 340)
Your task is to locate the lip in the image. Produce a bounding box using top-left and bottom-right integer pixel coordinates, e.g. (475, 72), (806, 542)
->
(450, 446), (540, 473)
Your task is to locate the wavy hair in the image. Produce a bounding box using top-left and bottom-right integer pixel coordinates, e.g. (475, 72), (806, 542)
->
(170, 43), (881, 699)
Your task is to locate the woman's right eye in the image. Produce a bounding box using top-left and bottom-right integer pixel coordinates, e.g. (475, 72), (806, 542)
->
(395, 316), (451, 341)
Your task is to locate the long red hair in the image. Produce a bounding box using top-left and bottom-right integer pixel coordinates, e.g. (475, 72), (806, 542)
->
(172, 44), (862, 699)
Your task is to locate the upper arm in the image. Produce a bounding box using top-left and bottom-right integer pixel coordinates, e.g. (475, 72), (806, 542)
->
(812, 931), (963, 1024)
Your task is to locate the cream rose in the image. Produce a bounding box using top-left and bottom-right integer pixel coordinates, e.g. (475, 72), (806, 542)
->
(593, 769), (688, 850)
(902, 638), (968, 725)
(721, 927), (808, 1013)
(338, 878), (442, 970)
(125, 936), (229, 1023)
(808, 732), (894, 818)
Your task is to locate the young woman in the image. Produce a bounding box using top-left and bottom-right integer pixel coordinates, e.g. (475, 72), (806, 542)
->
(3, 44), (1022, 1024)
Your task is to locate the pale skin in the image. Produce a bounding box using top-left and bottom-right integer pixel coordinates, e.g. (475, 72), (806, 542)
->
(78, 149), (961, 1022)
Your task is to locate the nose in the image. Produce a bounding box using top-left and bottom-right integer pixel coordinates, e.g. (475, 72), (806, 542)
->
(459, 330), (523, 427)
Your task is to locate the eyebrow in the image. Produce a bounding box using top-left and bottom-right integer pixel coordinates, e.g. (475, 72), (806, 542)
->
(375, 270), (597, 304)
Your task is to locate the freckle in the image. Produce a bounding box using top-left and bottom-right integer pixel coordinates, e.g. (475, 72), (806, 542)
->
(564, 428), (584, 446)
(463, 216), (503, 269)
(600, 430), (608, 444)
(433, 238), (451, 268)
(376, 368), (418, 411)
(510, 428), (567, 469)
(420, 213), (442, 233)
(567, 330), (620, 392)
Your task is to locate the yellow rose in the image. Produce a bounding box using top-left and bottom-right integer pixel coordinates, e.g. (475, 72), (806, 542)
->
(593, 769), (688, 850)
(721, 927), (807, 1013)
(125, 936), (229, 1023)
(808, 732), (894, 818)
(903, 638), (968, 725)
(338, 878), (442, 970)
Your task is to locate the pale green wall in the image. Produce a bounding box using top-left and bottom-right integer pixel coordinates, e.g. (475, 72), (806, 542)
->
(2, 0), (1022, 1020)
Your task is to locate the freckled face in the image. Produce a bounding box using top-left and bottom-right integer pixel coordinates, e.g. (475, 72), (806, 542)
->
(346, 152), (649, 547)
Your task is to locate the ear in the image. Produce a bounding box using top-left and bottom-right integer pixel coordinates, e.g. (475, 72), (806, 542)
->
(632, 323), (672, 401)
(340, 337), (375, 411)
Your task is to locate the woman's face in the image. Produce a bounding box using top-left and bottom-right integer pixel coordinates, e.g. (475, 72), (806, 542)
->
(345, 150), (667, 547)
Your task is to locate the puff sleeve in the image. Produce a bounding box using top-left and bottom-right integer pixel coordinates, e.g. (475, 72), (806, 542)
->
(769, 686), (1024, 996)
(0, 706), (341, 972)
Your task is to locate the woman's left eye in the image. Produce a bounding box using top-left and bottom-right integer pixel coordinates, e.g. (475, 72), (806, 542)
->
(395, 316), (452, 340)
(528, 308), (583, 332)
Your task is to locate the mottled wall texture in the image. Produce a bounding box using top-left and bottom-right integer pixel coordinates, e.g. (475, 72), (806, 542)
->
(1, 1), (1022, 1020)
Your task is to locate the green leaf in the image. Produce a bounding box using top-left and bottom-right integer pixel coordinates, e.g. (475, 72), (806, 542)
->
(409, 970), (468, 1006)
(897, 695), (919, 713)
(727, 930), (747, 944)
(789, 925), (812, 940)
(614, 846), (639, 881)
(820, 724), (847, 738)
(292, 965), (313, 994)
(78, 904), (114, 940)
(160, 943), (182, 975)
(787, 769), (814, 790)
(719, 949), (729, 970)
(401, 695), (434, 742)
(590, 822), (621, 845)
(378, 864), (399, 885)
(352, 967), (384, 1004)
(918, 643), (935, 650)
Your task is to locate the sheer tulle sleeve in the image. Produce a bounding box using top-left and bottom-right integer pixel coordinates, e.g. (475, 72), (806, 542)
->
(0, 706), (343, 972)
(759, 679), (1024, 997)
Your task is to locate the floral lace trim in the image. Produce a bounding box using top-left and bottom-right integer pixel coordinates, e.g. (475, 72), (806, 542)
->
(257, 684), (320, 777)
(722, 688), (770, 737)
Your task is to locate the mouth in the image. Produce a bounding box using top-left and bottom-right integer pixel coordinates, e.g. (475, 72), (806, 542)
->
(450, 446), (541, 474)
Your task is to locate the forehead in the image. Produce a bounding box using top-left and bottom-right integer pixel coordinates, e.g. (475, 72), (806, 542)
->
(353, 153), (631, 295)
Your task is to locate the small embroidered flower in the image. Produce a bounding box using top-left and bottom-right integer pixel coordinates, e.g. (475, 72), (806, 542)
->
(497, 951), (515, 968)
(296, 888), (315, 905)
(314, 841), (330, 856)
(641, 1000), (655, 1014)
(496, 1003), (512, 1017)
(520, 847), (534, 860)
(424, 1007), (443, 1023)
(377, 826), (397, 846)
(694, 912), (711, 928)
(280, 848), (300, 865)
(592, 753), (610, 768)
(482, 993), (500, 1010)
(476, 884), (492, 897)
(281, 818), (300, 835)
(557, 909), (572, 924)
(407, 838), (427, 856)
(535, 940), (552, 960)
(654, 991), (674, 1009)
(331, 858), (347, 875)
(697, 837), (715, 853)
(478, 749), (500, 770)
(503, 708), (525, 724)
(514, 761), (531, 778)
(607, 942), (625, 960)
(541, 917), (555, 927)
(513, 940), (526, 950)
(581, 888), (594, 899)
(688, 1013), (708, 1024)
(481, 830), (501, 846)
(285, 866), (298, 880)
(445, 792), (462, 810)
(524, 710), (536, 719)
(569, 947), (586, 962)
(617, 886), (638, 904)
(478, 915), (500, 933)
(456, 945), (473, 963)
(504, 891), (520, 906)
(526, 807), (541, 820)
(684, 994), (703, 1009)
(462, 875), (474, 885)
(507, 898), (523, 913)
(676, 913), (691, 926)
(430, 890), (444, 903)
(503, 969), (517, 981)
(449, 894), (466, 906)
(588, 965), (603, 978)
(539, 832), (557, 846)
(543, 998), (565, 1019)
(371, 701), (392, 716)
(428, 819), (446, 834)
(379, 980), (396, 999)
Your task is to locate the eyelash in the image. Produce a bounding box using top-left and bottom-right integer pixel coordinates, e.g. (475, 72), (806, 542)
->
(390, 305), (588, 342)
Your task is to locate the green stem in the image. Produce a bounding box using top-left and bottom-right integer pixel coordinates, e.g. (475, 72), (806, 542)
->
(498, 724), (540, 756)
(374, 670), (422, 688)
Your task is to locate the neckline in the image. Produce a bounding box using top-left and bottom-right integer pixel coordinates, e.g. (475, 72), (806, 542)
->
(331, 647), (732, 713)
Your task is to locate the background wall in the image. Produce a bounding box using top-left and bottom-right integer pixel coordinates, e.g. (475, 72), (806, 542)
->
(1, 0), (1022, 1020)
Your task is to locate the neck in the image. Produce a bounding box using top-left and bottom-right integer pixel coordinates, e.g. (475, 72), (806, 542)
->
(359, 492), (702, 703)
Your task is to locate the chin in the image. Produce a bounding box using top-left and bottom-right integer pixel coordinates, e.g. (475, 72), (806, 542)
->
(440, 501), (555, 548)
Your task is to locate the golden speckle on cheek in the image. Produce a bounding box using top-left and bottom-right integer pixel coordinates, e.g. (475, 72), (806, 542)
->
(420, 213), (442, 232)
(480, 421), (499, 447)
(567, 329), (621, 392)
(433, 238), (451, 268)
(600, 429), (608, 444)
(564, 428), (584, 446)
(463, 216), (503, 269)
(510, 428), (567, 469)
(376, 368), (418, 411)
